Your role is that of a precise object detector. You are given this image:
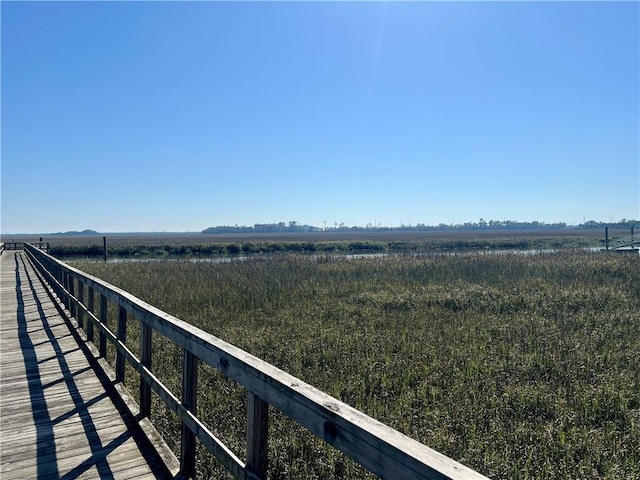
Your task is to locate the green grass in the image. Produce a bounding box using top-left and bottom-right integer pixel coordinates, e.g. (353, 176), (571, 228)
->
(76, 251), (640, 479)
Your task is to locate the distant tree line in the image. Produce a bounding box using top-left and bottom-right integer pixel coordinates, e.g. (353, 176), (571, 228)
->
(202, 221), (321, 234)
(201, 219), (637, 234)
(579, 219), (637, 230)
(52, 229), (100, 236)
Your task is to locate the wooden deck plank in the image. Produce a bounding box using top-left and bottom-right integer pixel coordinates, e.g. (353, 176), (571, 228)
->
(1, 398), (117, 431)
(0, 251), (175, 480)
(2, 449), (157, 480)
(1, 405), (134, 445)
(2, 432), (153, 473)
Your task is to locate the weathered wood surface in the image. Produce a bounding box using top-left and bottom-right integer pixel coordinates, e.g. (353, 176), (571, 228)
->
(0, 251), (174, 479)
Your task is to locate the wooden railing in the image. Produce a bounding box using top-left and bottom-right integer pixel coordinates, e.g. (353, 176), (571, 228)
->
(1, 241), (49, 251)
(23, 243), (489, 480)
(608, 235), (640, 251)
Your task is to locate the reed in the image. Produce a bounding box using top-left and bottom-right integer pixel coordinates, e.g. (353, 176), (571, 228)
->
(50, 232), (599, 259)
(76, 251), (640, 479)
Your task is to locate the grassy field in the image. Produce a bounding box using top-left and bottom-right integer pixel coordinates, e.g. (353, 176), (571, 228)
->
(75, 249), (640, 479)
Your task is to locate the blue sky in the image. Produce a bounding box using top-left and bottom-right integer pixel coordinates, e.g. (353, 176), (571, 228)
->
(2, 1), (638, 233)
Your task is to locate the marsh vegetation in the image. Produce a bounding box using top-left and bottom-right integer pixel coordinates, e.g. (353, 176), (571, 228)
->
(76, 250), (640, 479)
(24, 228), (615, 259)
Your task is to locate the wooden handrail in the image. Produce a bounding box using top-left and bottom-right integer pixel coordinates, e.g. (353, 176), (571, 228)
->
(609, 234), (640, 250)
(23, 243), (490, 480)
(0, 241), (48, 251)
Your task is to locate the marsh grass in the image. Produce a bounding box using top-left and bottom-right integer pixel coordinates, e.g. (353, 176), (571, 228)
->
(77, 251), (640, 479)
(51, 232), (599, 259)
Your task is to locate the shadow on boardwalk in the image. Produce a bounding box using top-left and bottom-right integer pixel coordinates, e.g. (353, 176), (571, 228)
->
(1, 252), (174, 479)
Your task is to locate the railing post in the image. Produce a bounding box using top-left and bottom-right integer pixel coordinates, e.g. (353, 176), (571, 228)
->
(77, 280), (84, 329)
(140, 322), (152, 417)
(67, 273), (76, 318)
(116, 306), (127, 383)
(99, 294), (108, 358)
(62, 272), (68, 309)
(180, 350), (198, 478)
(52, 263), (61, 299)
(87, 287), (95, 343)
(246, 392), (269, 479)
(59, 267), (64, 298)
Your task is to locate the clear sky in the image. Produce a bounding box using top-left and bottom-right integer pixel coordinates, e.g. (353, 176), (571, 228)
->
(2, 1), (638, 234)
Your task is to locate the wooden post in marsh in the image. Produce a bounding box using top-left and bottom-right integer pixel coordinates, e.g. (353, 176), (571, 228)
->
(103, 236), (107, 263)
(605, 226), (609, 251)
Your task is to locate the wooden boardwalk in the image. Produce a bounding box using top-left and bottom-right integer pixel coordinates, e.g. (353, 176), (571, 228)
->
(0, 251), (174, 479)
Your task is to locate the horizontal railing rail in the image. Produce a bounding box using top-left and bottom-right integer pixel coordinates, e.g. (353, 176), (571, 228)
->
(609, 235), (640, 250)
(1, 241), (49, 251)
(23, 243), (489, 480)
